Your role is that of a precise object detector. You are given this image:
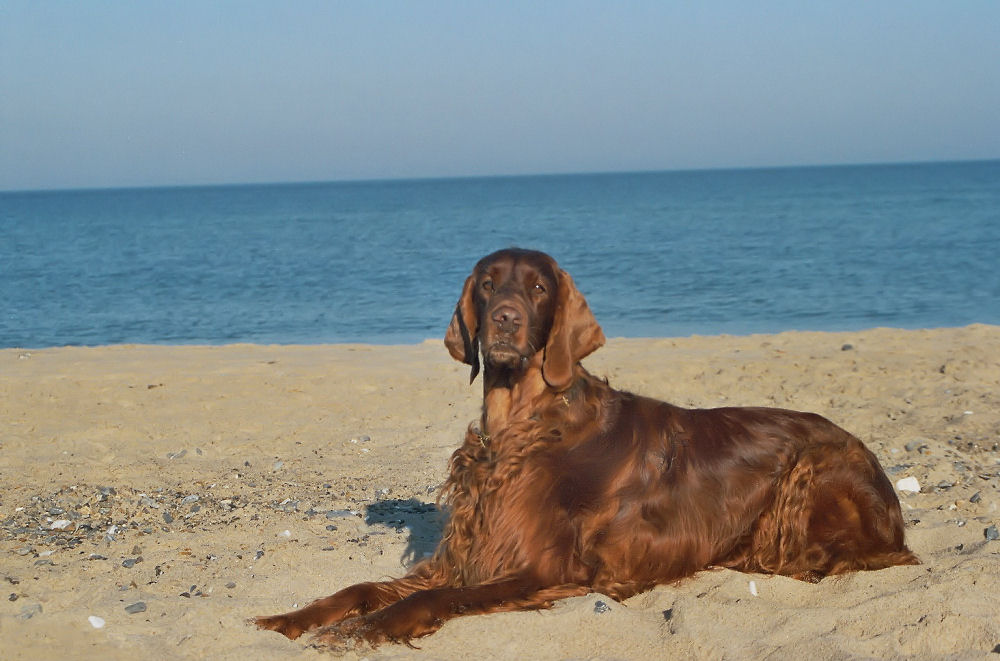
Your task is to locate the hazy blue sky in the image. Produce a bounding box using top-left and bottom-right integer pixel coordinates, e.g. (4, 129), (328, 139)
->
(2, 1), (998, 191)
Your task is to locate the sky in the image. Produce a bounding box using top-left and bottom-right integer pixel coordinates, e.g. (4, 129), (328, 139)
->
(2, 1), (999, 191)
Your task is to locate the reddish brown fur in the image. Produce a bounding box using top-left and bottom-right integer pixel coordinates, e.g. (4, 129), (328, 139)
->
(255, 248), (917, 650)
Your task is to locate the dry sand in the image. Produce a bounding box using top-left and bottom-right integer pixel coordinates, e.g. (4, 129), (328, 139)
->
(1, 325), (998, 660)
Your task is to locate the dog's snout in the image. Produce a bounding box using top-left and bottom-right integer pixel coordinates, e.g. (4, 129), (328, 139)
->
(491, 305), (522, 333)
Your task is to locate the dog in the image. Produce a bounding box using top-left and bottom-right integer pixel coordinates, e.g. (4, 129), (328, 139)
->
(255, 247), (917, 649)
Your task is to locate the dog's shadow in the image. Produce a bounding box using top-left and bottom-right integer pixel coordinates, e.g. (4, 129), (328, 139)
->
(364, 498), (446, 566)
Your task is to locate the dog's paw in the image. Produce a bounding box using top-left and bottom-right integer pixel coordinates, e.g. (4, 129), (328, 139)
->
(253, 613), (307, 640)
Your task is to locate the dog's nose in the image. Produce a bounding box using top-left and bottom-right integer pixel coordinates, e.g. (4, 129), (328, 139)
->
(491, 306), (522, 333)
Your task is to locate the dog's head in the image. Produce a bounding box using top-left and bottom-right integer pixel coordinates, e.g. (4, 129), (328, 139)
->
(444, 248), (605, 389)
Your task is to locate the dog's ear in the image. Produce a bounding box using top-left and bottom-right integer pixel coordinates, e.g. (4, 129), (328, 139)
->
(444, 273), (481, 383)
(542, 269), (605, 390)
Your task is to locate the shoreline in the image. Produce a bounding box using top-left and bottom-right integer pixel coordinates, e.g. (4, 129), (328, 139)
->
(1, 325), (998, 659)
(5, 322), (999, 354)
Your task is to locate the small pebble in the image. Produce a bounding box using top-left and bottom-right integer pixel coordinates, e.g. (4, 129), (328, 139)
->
(326, 509), (355, 519)
(749, 580), (759, 597)
(163, 511), (174, 524)
(970, 492), (982, 504)
(985, 525), (999, 541)
(125, 601), (147, 614)
(88, 615), (106, 629)
(840, 343), (853, 351)
(593, 600), (610, 614)
(180, 495), (199, 505)
(272, 460), (284, 471)
(896, 476), (921, 494)
(122, 558), (139, 568)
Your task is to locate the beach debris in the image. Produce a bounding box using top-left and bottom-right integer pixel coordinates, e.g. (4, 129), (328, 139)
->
(985, 525), (999, 541)
(593, 600), (610, 613)
(19, 603), (42, 619)
(125, 601), (147, 614)
(749, 580), (759, 597)
(88, 615), (106, 629)
(895, 476), (921, 494)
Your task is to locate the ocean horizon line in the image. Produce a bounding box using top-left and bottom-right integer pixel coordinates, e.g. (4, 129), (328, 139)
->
(3, 156), (998, 196)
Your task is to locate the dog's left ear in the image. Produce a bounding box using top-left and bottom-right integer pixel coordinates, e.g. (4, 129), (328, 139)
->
(444, 273), (481, 383)
(542, 269), (605, 390)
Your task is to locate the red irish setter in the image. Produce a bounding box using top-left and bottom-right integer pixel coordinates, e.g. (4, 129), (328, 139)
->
(255, 248), (917, 650)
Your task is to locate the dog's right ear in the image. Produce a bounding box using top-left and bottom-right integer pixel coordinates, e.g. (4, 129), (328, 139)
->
(444, 273), (481, 383)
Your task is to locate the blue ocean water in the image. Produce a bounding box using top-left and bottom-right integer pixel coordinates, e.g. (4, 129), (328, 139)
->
(2, 161), (998, 349)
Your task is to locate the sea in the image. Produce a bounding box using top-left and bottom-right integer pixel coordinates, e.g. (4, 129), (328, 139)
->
(1, 160), (998, 349)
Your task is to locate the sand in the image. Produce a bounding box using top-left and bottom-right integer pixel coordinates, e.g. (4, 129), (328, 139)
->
(1, 325), (998, 660)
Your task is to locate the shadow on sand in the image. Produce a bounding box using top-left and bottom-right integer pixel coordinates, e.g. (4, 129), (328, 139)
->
(364, 497), (446, 566)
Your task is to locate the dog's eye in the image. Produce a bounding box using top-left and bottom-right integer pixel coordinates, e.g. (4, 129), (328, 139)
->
(482, 280), (494, 293)
(533, 283), (546, 295)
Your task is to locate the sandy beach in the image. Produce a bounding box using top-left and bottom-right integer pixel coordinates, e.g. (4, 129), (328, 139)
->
(2, 325), (998, 660)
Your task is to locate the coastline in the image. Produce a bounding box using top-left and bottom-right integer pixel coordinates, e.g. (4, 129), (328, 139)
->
(1, 325), (998, 659)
